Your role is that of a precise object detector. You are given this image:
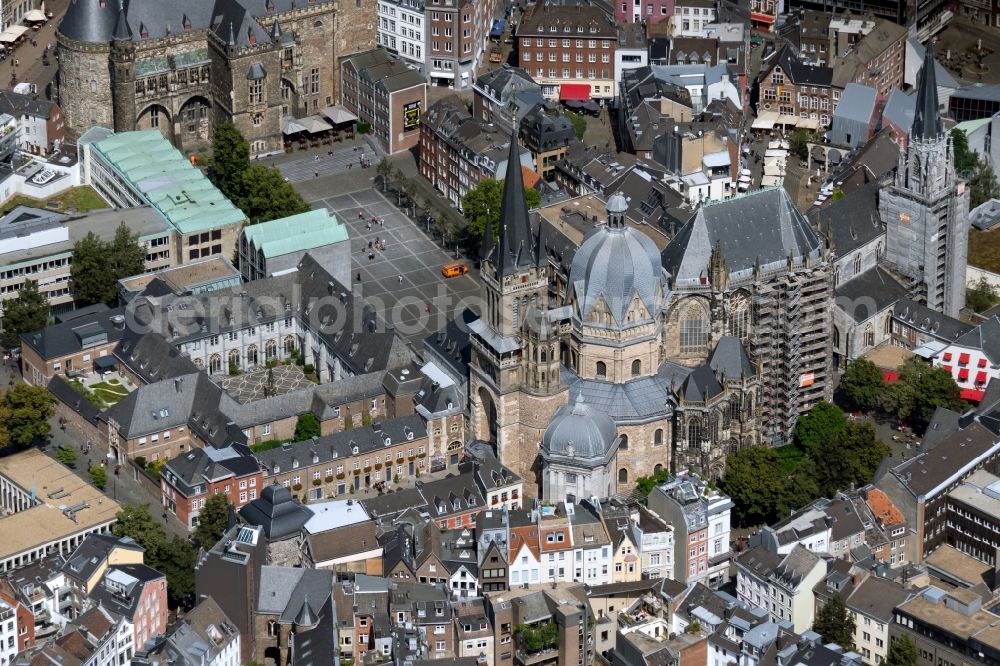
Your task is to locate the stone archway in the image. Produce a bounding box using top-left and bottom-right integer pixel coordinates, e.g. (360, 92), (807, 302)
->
(477, 386), (498, 444)
(209, 354), (222, 375)
(178, 95), (212, 148)
(136, 103), (173, 141)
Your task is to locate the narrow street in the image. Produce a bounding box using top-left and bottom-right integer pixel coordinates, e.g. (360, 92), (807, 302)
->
(3, 0), (67, 101)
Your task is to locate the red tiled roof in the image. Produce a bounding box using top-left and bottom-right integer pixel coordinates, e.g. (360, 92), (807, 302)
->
(865, 488), (904, 528)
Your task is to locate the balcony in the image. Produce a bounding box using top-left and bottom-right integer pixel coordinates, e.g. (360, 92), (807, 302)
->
(515, 648), (559, 665)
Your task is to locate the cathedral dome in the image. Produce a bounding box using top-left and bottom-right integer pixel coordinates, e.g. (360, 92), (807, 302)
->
(542, 397), (618, 460)
(569, 221), (663, 327)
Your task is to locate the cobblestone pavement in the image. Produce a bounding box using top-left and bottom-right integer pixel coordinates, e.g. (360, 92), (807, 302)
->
(275, 143), (378, 183)
(216, 365), (315, 404)
(305, 187), (481, 347)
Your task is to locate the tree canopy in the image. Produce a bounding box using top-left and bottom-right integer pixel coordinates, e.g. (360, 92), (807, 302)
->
(970, 159), (1000, 208)
(70, 224), (145, 305)
(884, 634), (918, 666)
(793, 401), (848, 455)
(236, 164), (310, 224)
(840, 359), (885, 412)
(209, 122), (250, 201)
(951, 128), (978, 175)
(294, 412), (322, 441)
(1, 279), (50, 349)
(3, 383), (54, 448)
(462, 178), (542, 247)
(719, 447), (786, 526)
(113, 503), (197, 607)
(967, 277), (1000, 314)
(813, 597), (856, 650)
(194, 493), (232, 549)
(565, 111), (587, 140)
(882, 356), (965, 432)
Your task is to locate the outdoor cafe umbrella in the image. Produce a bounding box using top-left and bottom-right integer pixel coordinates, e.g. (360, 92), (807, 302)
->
(281, 116), (309, 136)
(23, 9), (46, 22)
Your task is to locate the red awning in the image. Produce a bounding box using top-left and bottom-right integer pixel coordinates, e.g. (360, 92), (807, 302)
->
(560, 84), (591, 101)
(959, 368), (970, 381)
(959, 353), (971, 365)
(961, 388), (985, 401)
(943, 352), (952, 361)
(977, 371), (988, 384)
(751, 11), (776, 23)
(979, 358), (988, 368)
(943, 365), (953, 373)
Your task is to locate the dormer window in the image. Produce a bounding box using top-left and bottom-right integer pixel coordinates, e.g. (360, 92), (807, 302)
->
(274, 465), (281, 473)
(292, 459), (299, 469)
(352, 446), (359, 454)
(248, 28), (256, 45)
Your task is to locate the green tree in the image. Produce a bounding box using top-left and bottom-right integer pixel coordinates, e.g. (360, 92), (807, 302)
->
(883, 357), (965, 432)
(777, 459), (821, 518)
(112, 503), (167, 552)
(719, 446), (785, 526)
(110, 223), (146, 287)
(813, 597), (855, 650)
(3, 383), (55, 448)
(71, 226), (145, 305)
(809, 422), (889, 496)
(566, 111), (587, 140)
(793, 401), (848, 455)
(236, 164), (310, 224)
(969, 159), (1000, 208)
(194, 493), (232, 548)
(951, 128), (979, 175)
(376, 157), (393, 192)
(294, 412), (322, 441)
(633, 467), (672, 498)
(89, 464), (108, 490)
(1, 279), (50, 349)
(154, 535), (197, 607)
(840, 358), (885, 412)
(56, 445), (77, 467)
(967, 277), (1000, 313)
(789, 128), (814, 159)
(462, 178), (542, 246)
(209, 122), (250, 201)
(884, 634), (918, 666)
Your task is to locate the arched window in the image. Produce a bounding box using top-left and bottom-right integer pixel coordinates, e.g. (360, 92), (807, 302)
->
(267, 620), (278, 637)
(284, 336), (295, 353)
(540, 349), (547, 363)
(265, 339), (277, 360)
(209, 354), (222, 374)
(679, 301), (709, 353)
(619, 434), (628, 451)
(247, 345), (259, 365)
(228, 349), (240, 370)
(853, 253), (862, 276)
(833, 327), (841, 349)
(688, 419), (703, 448)
(863, 324), (875, 348)
(631, 359), (641, 377)
(596, 361), (606, 378)
(653, 429), (663, 446)
(654, 463), (663, 475)
(744, 394), (754, 419)
(729, 293), (751, 340)
(709, 412), (720, 442)
(884, 316), (892, 335)
(729, 398), (741, 423)
(618, 468), (628, 484)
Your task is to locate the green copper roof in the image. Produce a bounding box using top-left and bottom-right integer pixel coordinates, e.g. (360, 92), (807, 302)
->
(90, 130), (247, 234)
(242, 208), (348, 259)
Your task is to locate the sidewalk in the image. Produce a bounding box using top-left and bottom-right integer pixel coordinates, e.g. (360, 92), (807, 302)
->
(4, 0), (67, 100)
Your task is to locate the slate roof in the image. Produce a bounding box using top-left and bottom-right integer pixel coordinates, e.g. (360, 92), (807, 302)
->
(892, 299), (972, 342)
(953, 316), (1000, 364)
(709, 336), (755, 379)
(419, 474), (486, 520)
(569, 374), (673, 423)
(305, 520), (380, 563)
(569, 221), (665, 327)
(62, 534), (144, 585)
(149, 597), (239, 666)
(361, 486), (426, 520)
(889, 421), (999, 496)
(238, 484), (311, 540)
(423, 308), (476, 382)
(846, 576), (911, 622)
(474, 64), (540, 101)
(341, 48), (426, 94)
(882, 88), (916, 135)
(486, 129), (537, 277)
(833, 83), (879, 124)
(765, 45), (833, 86)
(807, 182), (883, 255)
(20, 306), (127, 361)
(89, 564), (164, 619)
(663, 187), (821, 283)
(0, 90), (57, 120)
(542, 397), (619, 461)
(912, 45), (943, 141)
(163, 447), (259, 497)
(835, 266), (910, 323)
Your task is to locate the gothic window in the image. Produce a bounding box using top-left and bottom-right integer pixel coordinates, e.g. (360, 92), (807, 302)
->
(209, 354), (222, 374)
(864, 324), (875, 348)
(149, 106), (160, 128)
(631, 359), (641, 377)
(265, 340), (277, 360)
(618, 468), (628, 484)
(729, 293), (751, 341)
(247, 345), (259, 365)
(728, 398), (741, 423)
(884, 316), (892, 335)
(744, 394), (754, 419)
(267, 620), (278, 637)
(679, 301), (708, 353)
(284, 336), (295, 353)
(249, 79), (264, 105)
(229, 349), (240, 369)
(653, 429), (663, 446)
(540, 349), (547, 363)
(687, 419), (703, 448)
(853, 253), (862, 276)
(596, 361), (606, 378)
(709, 412), (720, 442)
(619, 434), (628, 451)
(833, 327), (841, 349)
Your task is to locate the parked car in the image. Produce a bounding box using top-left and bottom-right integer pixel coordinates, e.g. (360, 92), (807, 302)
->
(442, 263), (469, 278)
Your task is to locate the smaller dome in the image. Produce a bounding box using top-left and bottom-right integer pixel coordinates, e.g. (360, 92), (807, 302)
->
(542, 397), (618, 460)
(607, 192), (628, 214)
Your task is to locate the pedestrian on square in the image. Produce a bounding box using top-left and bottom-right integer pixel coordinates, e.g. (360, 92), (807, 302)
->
(398, 275), (403, 284)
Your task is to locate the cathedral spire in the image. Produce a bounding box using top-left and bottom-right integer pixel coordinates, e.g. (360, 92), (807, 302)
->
(112, 0), (131, 41)
(495, 126), (535, 277)
(912, 44), (943, 141)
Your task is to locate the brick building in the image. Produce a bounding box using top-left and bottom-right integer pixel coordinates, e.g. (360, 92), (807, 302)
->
(615, 0), (672, 25)
(340, 47), (427, 154)
(161, 448), (264, 529)
(56, 0), (375, 156)
(516, 0), (619, 101)
(830, 19), (907, 101)
(757, 45), (835, 128)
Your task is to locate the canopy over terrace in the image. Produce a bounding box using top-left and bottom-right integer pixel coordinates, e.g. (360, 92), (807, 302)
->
(23, 9), (46, 22)
(321, 105), (358, 125)
(0, 25), (29, 42)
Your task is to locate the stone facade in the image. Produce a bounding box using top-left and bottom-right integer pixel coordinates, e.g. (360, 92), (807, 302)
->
(56, 0), (376, 156)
